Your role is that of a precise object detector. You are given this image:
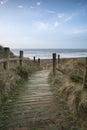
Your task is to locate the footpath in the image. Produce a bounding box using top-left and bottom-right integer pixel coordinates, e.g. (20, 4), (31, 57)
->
(0, 70), (81, 130)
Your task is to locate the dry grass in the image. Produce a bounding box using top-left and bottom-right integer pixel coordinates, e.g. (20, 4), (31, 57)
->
(49, 58), (87, 130)
(40, 59), (53, 70)
(0, 58), (41, 105)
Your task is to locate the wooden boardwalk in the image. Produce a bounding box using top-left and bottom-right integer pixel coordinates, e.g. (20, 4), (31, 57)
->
(0, 70), (78, 130)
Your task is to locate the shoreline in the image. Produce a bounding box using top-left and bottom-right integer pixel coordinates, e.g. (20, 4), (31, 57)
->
(25, 56), (87, 61)
(11, 48), (87, 60)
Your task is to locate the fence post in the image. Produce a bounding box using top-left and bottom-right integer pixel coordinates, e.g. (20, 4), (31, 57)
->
(33, 56), (36, 63)
(19, 50), (23, 66)
(3, 47), (9, 70)
(83, 58), (87, 89)
(53, 53), (56, 75)
(58, 54), (60, 63)
(38, 58), (40, 65)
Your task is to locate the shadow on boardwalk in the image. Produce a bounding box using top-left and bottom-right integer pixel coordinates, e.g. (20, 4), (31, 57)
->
(0, 70), (80, 130)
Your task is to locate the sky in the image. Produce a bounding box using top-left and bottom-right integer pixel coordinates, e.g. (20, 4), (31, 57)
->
(0, 0), (87, 49)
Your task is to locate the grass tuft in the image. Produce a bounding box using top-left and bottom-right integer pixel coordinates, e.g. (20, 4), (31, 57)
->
(17, 66), (29, 80)
(70, 74), (83, 83)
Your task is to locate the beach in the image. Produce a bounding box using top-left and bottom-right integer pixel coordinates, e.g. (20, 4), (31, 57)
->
(0, 47), (87, 129)
(12, 48), (87, 59)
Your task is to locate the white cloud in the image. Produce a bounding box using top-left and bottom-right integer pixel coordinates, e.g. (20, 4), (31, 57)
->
(0, 1), (4, 4)
(37, 2), (41, 6)
(18, 5), (23, 9)
(0, 0), (8, 5)
(54, 21), (59, 28)
(64, 16), (72, 22)
(36, 21), (59, 30)
(57, 13), (64, 18)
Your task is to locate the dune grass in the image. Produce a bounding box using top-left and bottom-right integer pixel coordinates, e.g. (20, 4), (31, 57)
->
(0, 58), (41, 105)
(49, 58), (87, 130)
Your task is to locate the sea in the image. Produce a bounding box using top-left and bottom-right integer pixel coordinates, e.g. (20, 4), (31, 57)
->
(11, 49), (87, 59)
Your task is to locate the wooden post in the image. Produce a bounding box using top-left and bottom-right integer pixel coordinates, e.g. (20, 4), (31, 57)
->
(83, 58), (87, 89)
(53, 53), (56, 75)
(38, 58), (40, 65)
(58, 54), (60, 63)
(3, 47), (9, 70)
(19, 50), (23, 66)
(33, 56), (36, 63)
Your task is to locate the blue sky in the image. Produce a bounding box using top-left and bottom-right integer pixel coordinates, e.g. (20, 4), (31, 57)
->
(0, 0), (87, 48)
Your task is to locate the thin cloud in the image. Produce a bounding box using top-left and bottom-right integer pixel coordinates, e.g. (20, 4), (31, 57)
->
(36, 21), (59, 30)
(57, 13), (64, 18)
(64, 11), (80, 22)
(64, 16), (72, 22)
(36, 2), (41, 6)
(30, 6), (34, 9)
(0, 1), (4, 4)
(54, 21), (59, 28)
(47, 10), (55, 14)
(65, 28), (87, 35)
(18, 5), (23, 9)
(36, 22), (48, 30)
(0, 0), (8, 5)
